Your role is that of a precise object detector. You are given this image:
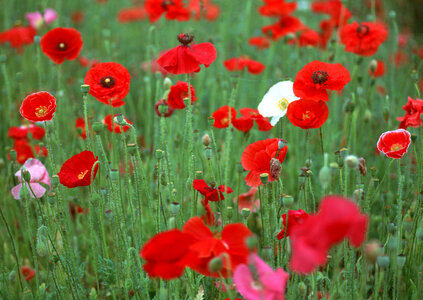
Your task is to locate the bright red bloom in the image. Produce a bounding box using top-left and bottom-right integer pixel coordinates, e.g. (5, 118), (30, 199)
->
(103, 114), (132, 133)
(368, 60), (386, 77)
(376, 129), (411, 159)
(155, 99), (175, 117)
(397, 97), (423, 129)
(12, 139), (34, 164)
(57, 150), (99, 188)
(182, 216), (252, 277)
(157, 33), (216, 74)
(234, 187), (260, 213)
(193, 179), (233, 203)
(20, 91), (56, 122)
(258, 0), (297, 17)
(233, 108), (273, 132)
(188, 0), (220, 21)
(223, 57), (265, 75)
(200, 199), (216, 226)
(117, 7), (146, 23)
(40, 27), (83, 64)
(293, 61), (351, 101)
(289, 196), (368, 274)
(262, 15), (304, 40)
(0, 26), (36, 51)
(287, 28), (320, 47)
(248, 36), (271, 50)
(277, 209), (309, 239)
(339, 22), (388, 56)
(212, 106), (237, 128)
(21, 266), (36, 281)
(311, 0), (351, 27)
(140, 229), (197, 279)
(75, 117), (88, 139)
(286, 99), (329, 129)
(8, 124), (45, 140)
(144, 0), (190, 23)
(84, 62), (131, 107)
(241, 138), (288, 187)
(167, 81), (197, 109)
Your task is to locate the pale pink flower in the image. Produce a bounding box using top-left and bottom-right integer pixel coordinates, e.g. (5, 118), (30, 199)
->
(234, 187), (260, 212)
(11, 159), (50, 199)
(25, 8), (57, 29)
(233, 253), (289, 300)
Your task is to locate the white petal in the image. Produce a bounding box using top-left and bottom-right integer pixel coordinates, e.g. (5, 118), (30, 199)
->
(271, 115), (282, 126)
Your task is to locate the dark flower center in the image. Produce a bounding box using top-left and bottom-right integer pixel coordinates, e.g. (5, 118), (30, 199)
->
(311, 70), (329, 84)
(356, 25), (369, 38)
(100, 76), (115, 88)
(177, 33), (194, 46)
(161, 0), (174, 8)
(57, 42), (68, 51)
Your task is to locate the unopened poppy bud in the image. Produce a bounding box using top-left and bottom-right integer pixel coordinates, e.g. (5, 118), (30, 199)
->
(80, 84), (90, 94)
(8, 270), (16, 283)
(51, 175), (60, 187)
(246, 235), (258, 251)
(269, 158), (281, 180)
(376, 255), (390, 268)
(305, 158), (312, 168)
(22, 168), (31, 182)
(278, 139), (287, 149)
(344, 155), (358, 168)
(163, 77), (172, 89)
(46, 192), (55, 204)
(260, 173), (269, 185)
(195, 170), (203, 179)
(241, 208), (250, 218)
(114, 114), (128, 126)
(155, 149), (164, 160)
(9, 149), (17, 161)
(364, 240), (383, 264)
(247, 213), (262, 235)
(202, 134), (210, 147)
(208, 256), (223, 273)
(319, 166), (331, 189)
(92, 122), (104, 134)
(282, 195), (294, 207)
(109, 169), (119, 181)
(397, 254), (406, 269)
(170, 202), (180, 215)
(226, 206), (233, 219)
(298, 282), (307, 296)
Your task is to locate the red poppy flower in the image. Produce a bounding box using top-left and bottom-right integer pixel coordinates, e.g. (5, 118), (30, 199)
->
(8, 124), (45, 141)
(11, 139), (34, 164)
(287, 28), (320, 47)
(368, 60), (386, 77)
(20, 91), (56, 122)
(248, 36), (271, 50)
(167, 81), (197, 109)
(289, 196), (368, 274)
(390, 51), (409, 67)
(84, 62), (131, 107)
(233, 108), (273, 131)
(57, 150), (99, 188)
(223, 57), (265, 75)
(318, 19), (335, 49)
(376, 129), (411, 159)
(35, 145), (48, 158)
(212, 106), (237, 128)
(286, 99), (329, 129)
(78, 56), (99, 68)
(193, 179), (233, 203)
(21, 266), (36, 281)
(311, 0), (351, 27)
(293, 61), (351, 101)
(182, 216), (252, 277)
(241, 138), (288, 187)
(234, 187), (260, 213)
(276, 209), (309, 239)
(339, 22), (388, 56)
(103, 114), (132, 133)
(75, 117), (88, 139)
(40, 27), (83, 64)
(71, 11), (85, 24)
(69, 203), (89, 219)
(157, 33), (216, 74)
(140, 229), (197, 279)
(155, 99), (175, 117)
(188, 0), (220, 21)
(200, 199), (215, 226)
(117, 7), (146, 23)
(262, 15), (304, 40)
(258, 0), (297, 17)
(0, 26), (36, 51)
(144, 0), (190, 23)
(397, 97), (423, 129)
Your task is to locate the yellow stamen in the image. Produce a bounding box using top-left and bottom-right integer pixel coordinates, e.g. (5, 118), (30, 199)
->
(277, 98), (289, 111)
(78, 170), (89, 180)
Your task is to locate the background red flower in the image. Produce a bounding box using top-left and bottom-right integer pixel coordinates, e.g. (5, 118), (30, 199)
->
(40, 27), (83, 64)
(167, 81), (197, 109)
(20, 91), (56, 122)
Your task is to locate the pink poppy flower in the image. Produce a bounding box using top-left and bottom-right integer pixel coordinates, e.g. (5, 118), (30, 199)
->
(11, 158), (51, 199)
(25, 8), (58, 29)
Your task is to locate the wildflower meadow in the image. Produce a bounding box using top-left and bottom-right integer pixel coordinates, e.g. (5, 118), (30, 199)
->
(1, 0), (423, 299)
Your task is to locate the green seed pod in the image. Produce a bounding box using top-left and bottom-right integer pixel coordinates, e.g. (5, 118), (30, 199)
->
(260, 173), (269, 185)
(80, 84), (90, 94)
(9, 149), (17, 162)
(298, 282), (307, 297)
(226, 206), (233, 219)
(282, 195), (294, 207)
(163, 77), (172, 89)
(376, 256), (390, 268)
(47, 192), (56, 205)
(208, 256), (223, 273)
(204, 147), (213, 159)
(170, 202), (180, 215)
(51, 175), (60, 187)
(22, 168), (31, 182)
(241, 208), (250, 218)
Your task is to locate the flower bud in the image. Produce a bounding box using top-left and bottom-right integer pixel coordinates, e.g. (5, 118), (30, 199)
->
(202, 134), (210, 147)
(155, 149), (164, 160)
(282, 195), (294, 207)
(51, 175), (60, 187)
(241, 208), (250, 218)
(195, 171), (203, 179)
(376, 255), (390, 268)
(358, 157), (367, 176)
(369, 59), (378, 73)
(364, 109), (372, 123)
(298, 282), (307, 297)
(36, 239), (48, 257)
(22, 168), (31, 182)
(260, 173), (269, 185)
(163, 77), (172, 89)
(204, 147), (213, 159)
(80, 84), (90, 94)
(109, 169), (119, 181)
(47, 192), (56, 204)
(262, 247), (273, 261)
(278, 139), (287, 149)
(226, 206), (233, 219)
(364, 240), (383, 264)
(8, 270), (16, 283)
(89, 287), (98, 300)
(208, 256), (223, 273)
(9, 149), (17, 162)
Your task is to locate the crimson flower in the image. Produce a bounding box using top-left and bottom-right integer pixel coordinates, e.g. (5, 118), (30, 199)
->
(293, 60), (351, 101)
(0, 26), (36, 51)
(182, 216), (252, 277)
(200, 199), (216, 226)
(157, 33), (216, 74)
(167, 81), (197, 109)
(193, 179), (233, 203)
(397, 97), (423, 129)
(140, 229), (197, 279)
(40, 27), (83, 64)
(311, 0), (351, 27)
(376, 129), (411, 159)
(241, 138), (288, 187)
(286, 99), (329, 129)
(103, 114), (132, 133)
(368, 60), (386, 77)
(8, 124), (45, 140)
(57, 150), (99, 188)
(223, 57), (265, 75)
(11, 139), (34, 164)
(232, 108), (273, 132)
(117, 7), (146, 23)
(276, 209), (309, 239)
(21, 266), (36, 281)
(287, 28), (320, 48)
(258, 0), (297, 17)
(212, 106), (236, 128)
(339, 22), (388, 56)
(234, 187), (260, 213)
(155, 99), (175, 117)
(84, 62), (131, 107)
(262, 15), (303, 40)
(75, 117), (88, 139)
(248, 36), (271, 50)
(144, 0), (190, 23)
(188, 0), (220, 21)
(289, 196), (368, 274)
(20, 91), (56, 122)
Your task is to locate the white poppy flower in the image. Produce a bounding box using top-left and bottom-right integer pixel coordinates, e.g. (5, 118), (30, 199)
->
(258, 81), (299, 126)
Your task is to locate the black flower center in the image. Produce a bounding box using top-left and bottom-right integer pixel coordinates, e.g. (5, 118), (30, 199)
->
(161, 0), (174, 8)
(177, 33), (194, 46)
(57, 42), (67, 51)
(356, 25), (369, 38)
(100, 76), (115, 88)
(311, 70), (329, 84)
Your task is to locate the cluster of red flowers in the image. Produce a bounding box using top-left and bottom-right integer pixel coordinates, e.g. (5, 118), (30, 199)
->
(212, 106), (273, 132)
(0, 26), (36, 52)
(397, 97), (423, 129)
(8, 124), (47, 164)
(223, 56), (265, 74)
